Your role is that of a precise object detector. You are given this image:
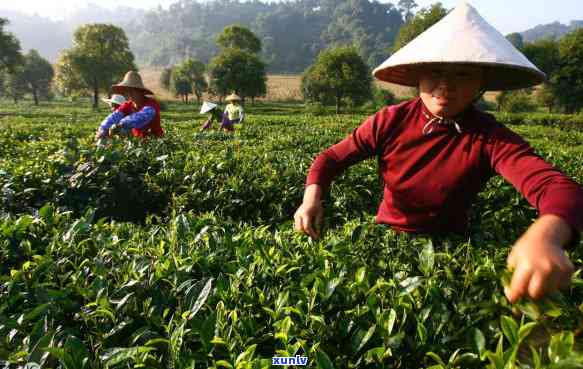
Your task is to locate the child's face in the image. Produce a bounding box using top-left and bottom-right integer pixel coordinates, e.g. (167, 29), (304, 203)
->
(419, 65), (482, 118)
(126, 88), (143, 102)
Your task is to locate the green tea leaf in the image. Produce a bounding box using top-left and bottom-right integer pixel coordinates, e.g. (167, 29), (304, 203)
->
(500, 316), (518, 345)
(315, 349), (335, 369)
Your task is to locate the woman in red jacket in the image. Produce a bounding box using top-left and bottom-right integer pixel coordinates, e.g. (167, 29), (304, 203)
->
(294, 3), (582, 304)
(96, 71), (164, 140)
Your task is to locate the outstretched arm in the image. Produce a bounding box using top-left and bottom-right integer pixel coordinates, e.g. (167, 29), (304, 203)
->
(99, 110), (125, 134)
(295, 106), (398, 239)
(506, 214), (575, 302)
(486, 124), (583, 302)
(118, 106), (156, 130)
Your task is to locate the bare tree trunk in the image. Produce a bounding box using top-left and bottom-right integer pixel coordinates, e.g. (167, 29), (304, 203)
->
(32, 88), (39, 105)
(93, 82), (99, 109)
(336, 94), (341, 114)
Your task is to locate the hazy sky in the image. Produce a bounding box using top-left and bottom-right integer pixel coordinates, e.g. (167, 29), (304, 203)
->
(1, 0), (582, 34)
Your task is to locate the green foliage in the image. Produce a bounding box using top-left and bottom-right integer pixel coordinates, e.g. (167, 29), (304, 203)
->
(0, 18), (23, 73)
(475, 96), (497, 112)
(22, 49), (54, 105)
(182, 58), (208, 103)
(171, 64), (194, 103)
(208, 48), (266, 101)
(392, 3), (448, 53)
(209, 26), (266, 101)
(522, 38), (560, 78)
(553, 28), (583, 113)
(534, 84), (557, 113)
(372, 86), (396, 109)
(216, 24), (262, 54)
(0, 101), (582, 368)
(496, 90), (537, 113)
(302, 46), (372, 113)
(54, 51), (87, 98)
(319, 0), (404, 67)
(123, 0), (404, 73)
(56, 24), (136, 108)
(506, 33), (525, 49)
(2, 66), (27, 103)
(493, 111), (583, 129)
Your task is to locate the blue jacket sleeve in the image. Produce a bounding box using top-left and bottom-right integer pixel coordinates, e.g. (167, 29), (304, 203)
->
(99, 111), (125, 132)
(119, 106), (156, 130)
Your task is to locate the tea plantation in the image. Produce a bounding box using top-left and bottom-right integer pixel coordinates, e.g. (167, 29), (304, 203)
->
(0, 101), (582, 368)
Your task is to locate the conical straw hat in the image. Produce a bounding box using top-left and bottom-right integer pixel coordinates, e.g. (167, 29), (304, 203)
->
(112, 71), (155, 95)
(200, 101), (218, 114)
(225, 93), (241, 102)
(372, 2), (546, 91)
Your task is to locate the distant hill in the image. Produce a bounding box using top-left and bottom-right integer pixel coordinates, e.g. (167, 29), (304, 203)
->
(1, 0), (403, 73)
(0, 10), (71, 61)
(521, 20), (583, 43)
(6, 0), (582, 74)
(0, 4), (144, 62)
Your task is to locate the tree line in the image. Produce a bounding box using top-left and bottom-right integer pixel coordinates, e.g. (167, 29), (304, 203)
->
(501, 31), (583, 114)
(2, 0), (583, 113)
(124, 0), (407, 72)
(160, 25), (267, 104)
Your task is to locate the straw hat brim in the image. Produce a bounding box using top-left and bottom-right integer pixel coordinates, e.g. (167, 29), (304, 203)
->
(111, 85), (155, 96)
(225, 95), (241, 102)
(374, 61), (546, 91)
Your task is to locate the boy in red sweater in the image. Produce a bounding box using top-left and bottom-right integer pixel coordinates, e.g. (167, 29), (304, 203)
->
(294, 3), (582, 304)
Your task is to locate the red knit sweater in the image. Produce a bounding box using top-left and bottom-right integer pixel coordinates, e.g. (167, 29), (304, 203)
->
(118, 98), (164, 138)
(306, 97), (583, 235)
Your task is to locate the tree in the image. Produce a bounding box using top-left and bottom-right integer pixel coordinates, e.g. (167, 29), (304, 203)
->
(208, 48), (267, 102)
(2, 67), (27, 104)
(496, 90), (536, 113)
(54, 51), (87, 98)
(398, 0), (418, 22)
(553, 28), (583, 113)
(171, 65), (192, 103)
(392, 3), (448, 53)
(57, 24), (136, 108)
(216, 25), (262, 54)
(534, 83), (556, 112)
(521, 39), (560, 112)
(0, 72), (4, 98)
(319, 0), (404, 68)
(301, 46), (372, 113)
(0, 18), (23, 72)
(22, 50), (54, 105)
(522, 39), (560, 79)
(160, 67), (172, 92)
(506, 33), (524, 50)
(209, 25), (266, 102)
(254, 5), (329, 73)
(182, 58), (208, 103)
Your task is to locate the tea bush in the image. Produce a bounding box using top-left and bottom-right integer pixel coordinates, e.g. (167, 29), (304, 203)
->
(0, 101), (582, 368)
